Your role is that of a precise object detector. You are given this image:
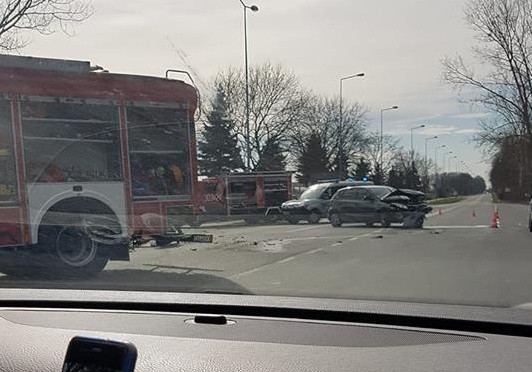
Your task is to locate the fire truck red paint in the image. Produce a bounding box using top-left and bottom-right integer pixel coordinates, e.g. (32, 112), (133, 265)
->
(0, 55), (198, 249)
(197, 172), (292, 224)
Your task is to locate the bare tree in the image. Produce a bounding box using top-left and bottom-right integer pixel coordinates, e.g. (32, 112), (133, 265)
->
(0, 0), (92, 51)
(289, 94), (368, 174)
(442, 0), (532, 192)
(362, 132), (400, 182)
(215, 62), (308, 170)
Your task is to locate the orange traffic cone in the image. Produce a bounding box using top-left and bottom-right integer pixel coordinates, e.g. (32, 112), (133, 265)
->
(491, 208), (500, 228)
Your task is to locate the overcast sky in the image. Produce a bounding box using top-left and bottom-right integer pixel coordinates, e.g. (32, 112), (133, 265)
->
(25, 0), (490, 178)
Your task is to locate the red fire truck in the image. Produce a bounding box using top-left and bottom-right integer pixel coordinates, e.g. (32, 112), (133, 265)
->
(0, 55), (199, 276)
(197, 172), (293, 224)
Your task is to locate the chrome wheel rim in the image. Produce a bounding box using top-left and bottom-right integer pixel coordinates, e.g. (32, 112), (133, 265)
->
(55, 227), (97, 267)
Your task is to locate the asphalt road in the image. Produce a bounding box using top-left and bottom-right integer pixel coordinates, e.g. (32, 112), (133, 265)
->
(2, 193), (532, 308)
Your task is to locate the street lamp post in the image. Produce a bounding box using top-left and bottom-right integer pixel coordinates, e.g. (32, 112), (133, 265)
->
(435, 144), (446, 174)
(424, 136), (438, 175)
(338, 73), (365, 179)
(410, 125), (426, 161)
(409, 124), (426, 188)
(239, 0), (259, 171)
(442, 151), (452, 196)
(424, 136), (438, 192)
(448, 155), (457, 173)
(443, 151), (453, 173)
(379, 105), (399, 182)
(447, 155), (458, 172)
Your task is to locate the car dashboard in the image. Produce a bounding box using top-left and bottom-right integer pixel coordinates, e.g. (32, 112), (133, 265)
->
(0, 290), (531, 371)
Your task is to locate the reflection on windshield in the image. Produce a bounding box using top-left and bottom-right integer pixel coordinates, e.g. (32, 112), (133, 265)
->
(299, 184), (327, 200)
(1, 0), (532, 311)
(370, 187), (394, 199)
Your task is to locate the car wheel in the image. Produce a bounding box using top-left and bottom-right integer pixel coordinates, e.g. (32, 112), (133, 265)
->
(380, 213), (391, 228)
(287, 216), (299, 224)
(414, 217), (425, 229)
(308, 211), (321, 224)
(329, 213), (342, 227)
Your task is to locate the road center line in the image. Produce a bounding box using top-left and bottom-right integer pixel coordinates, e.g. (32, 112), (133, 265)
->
(349, 229), (384, 241)
(426, 194), (486, 218)
(301, 248), (324, 256)
(286, 225), (326, 233)
(276, 256), (298, 264)
(232, 229), (384, 279)
(425, 225), (489, 229)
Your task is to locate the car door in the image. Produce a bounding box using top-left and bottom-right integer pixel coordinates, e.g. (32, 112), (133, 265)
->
(318, 186), (340, 214)
(339, 188), (363, 221)
(355, 188), (376, 221)
(331, 189), (350, 219)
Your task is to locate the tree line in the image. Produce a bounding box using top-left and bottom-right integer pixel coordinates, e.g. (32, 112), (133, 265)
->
(198, 62), (484, 196)
(442, 0), (532, 201)
(199, 62), (405, 185)
(0, 0), (485, 197)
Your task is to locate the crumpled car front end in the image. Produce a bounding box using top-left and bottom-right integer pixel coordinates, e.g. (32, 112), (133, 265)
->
(382, 189), (433, 228)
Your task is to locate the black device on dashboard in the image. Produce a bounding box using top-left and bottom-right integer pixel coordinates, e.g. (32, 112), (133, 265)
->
(62, 336), (138, 372)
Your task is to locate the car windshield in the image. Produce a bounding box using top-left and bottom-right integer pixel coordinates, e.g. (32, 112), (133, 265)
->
(1, 0), (532, 314)
(369, 186), (394, 199)
(299, 184), (328, 200)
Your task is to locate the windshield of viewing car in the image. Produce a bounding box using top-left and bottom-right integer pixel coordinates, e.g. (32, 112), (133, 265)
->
(1, 0), (532, 312)
(299, 184), (328, 200)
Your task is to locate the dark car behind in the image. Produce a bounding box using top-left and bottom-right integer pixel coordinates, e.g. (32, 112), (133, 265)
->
(281, 180), (373, 224)
(328, 185), (432, 228)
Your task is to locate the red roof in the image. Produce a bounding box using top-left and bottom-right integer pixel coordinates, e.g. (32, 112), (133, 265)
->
(0, 67), (197, 108)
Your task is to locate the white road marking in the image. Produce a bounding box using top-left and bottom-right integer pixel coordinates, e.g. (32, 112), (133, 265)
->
(349, 229), (384, 241)
(425, 225), (489, 229)
(426, 194), (486, 218)
(426, 205), (462, 218)
(301, 248), (324, 256)
(286, 225), (326, 233)
(232, 229), (385, 279)
(283, 235), (355, 242)
(232, 265), (267, 278)
(276, 256), (297, 264)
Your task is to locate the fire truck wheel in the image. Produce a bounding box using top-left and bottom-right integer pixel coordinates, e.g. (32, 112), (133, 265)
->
(40, 225), (109, 278)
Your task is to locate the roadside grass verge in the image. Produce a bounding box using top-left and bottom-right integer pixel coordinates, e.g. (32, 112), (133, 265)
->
(491, 193), (529, 204)
(428, 196), (465, 205)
